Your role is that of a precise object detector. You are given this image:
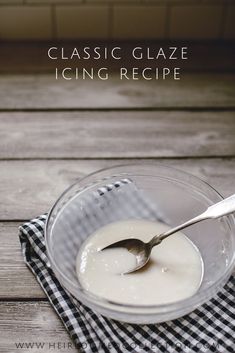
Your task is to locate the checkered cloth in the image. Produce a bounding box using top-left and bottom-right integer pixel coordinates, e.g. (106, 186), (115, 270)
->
(19, 180), (235, 353)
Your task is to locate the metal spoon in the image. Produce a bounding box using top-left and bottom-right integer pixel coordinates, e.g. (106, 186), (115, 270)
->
(102, 193), (235, 274)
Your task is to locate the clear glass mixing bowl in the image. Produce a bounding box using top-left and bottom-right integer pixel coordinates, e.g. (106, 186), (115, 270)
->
(45, 164), (235, 324)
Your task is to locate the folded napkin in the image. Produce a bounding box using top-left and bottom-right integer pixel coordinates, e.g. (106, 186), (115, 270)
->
(19, 180), (234, 353)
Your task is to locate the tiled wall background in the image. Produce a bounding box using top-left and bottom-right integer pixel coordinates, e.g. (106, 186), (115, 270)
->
(0, 0), (234, 40)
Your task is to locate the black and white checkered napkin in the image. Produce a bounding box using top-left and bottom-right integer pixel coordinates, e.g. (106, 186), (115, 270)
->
(19, 180), (234, 353)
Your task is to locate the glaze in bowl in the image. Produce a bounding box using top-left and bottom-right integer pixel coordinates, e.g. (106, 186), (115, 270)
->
(45, 164), (235, 323)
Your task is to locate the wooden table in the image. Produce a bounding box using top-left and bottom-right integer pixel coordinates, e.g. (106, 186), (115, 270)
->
(0, 69), (235, 352)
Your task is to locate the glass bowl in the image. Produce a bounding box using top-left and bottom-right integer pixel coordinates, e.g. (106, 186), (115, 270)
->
(45, 164), (235, 324)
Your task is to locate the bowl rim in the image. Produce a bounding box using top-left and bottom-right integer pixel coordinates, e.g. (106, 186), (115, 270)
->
(45, 163), (235, 315)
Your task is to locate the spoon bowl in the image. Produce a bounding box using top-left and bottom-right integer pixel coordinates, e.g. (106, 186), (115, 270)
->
(102, 238), (152, 274)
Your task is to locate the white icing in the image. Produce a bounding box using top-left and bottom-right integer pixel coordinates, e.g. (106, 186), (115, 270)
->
(76, 219), (204, 305)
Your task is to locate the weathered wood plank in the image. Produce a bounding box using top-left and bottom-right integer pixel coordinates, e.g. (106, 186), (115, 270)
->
(0, 222), (45, 298)
(0, 111), (235, 159)
(0, 73), (234, 109)
(0, 158), (235, 300)
(0, 158), (235, 221)
(0, 302), (78, 353)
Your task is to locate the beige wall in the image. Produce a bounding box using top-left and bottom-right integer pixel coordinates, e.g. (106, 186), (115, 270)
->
(0, 0), (234, 40)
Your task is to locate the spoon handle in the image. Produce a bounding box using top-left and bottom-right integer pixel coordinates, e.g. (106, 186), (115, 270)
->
(150, 193), (235, 247)
(203, 193), (235, 219)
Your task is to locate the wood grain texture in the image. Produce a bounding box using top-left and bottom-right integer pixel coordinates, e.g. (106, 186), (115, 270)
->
(1, 158), (235, 221)
(0, 222), (44, 298)
(0, 302), (77, 353)
(0, 73), (234, 109)
(0, 158), (235, 300)
(0, 59), (234, 352)
(0, 111), (235, 160)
